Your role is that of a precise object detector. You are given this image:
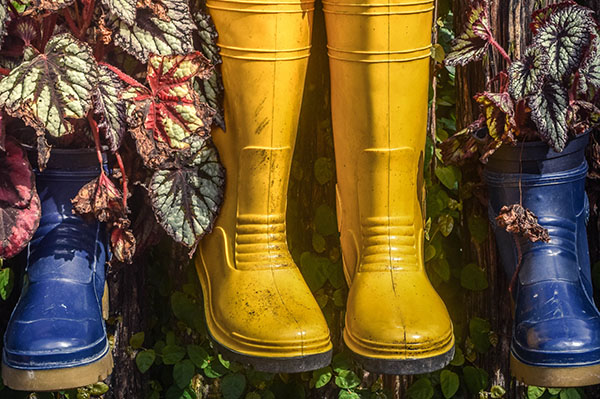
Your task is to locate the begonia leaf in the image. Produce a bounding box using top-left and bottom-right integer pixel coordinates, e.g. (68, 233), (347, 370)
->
(528, 79), (569, 152)
(445, 0), (492, 67)
(508, 46), (548, 100)
(94, 64), (127, 152)
(101, 0), (137, 26)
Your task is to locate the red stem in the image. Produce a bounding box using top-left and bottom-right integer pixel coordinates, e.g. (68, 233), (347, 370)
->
(62, 9), (81, 39)
(40, 13), (58, 51)
(114, 152), (128, 210)
(487, 31), (512, 65)
(0, 68), (10, 76)
(87, 112), (105, 172)
(79, 0), (96, 39)
(99, 62), (145, 88)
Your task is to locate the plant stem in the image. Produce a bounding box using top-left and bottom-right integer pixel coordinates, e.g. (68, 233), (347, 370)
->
(115, 151), (128, 210)
(79, 0), (96, 40)
(62, 9), (81, 39)
(487, 32), (512, 65)
(87, 112), (105, 172)
(0, 68), (10, 76)
(40, 13), (58, 51)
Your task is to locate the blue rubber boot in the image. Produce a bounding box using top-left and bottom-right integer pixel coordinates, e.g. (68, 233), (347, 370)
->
(2, 150), (113, 392)
(485, 132), (600, 387)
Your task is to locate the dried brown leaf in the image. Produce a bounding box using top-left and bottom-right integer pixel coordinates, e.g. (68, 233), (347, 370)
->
(496, 204), (550, 242)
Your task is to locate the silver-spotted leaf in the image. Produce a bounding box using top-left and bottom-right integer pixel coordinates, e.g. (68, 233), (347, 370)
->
(0, 138), (40, 259)
(94, 65), (127, 152)
(122, 52), (214, 152)
(149, 138), (224, 250)
(529, 1), (578, 34)
(111, 0), (196, 62)
(528, 79), (569, 152)
(101, 0), (137, 26)
(0, 2), (10, 41)
(0, 33), (98, 138)
(534, 4), (594, 81)
(508, 46), (548, 100)
(193, 11), (224, 129)
(445, 0), (491, 67)
(579, 35), (600, 94)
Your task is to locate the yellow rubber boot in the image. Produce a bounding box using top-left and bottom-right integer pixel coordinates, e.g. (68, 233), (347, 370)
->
(197, 0), (332, 372)
(324, 0), (455, 373)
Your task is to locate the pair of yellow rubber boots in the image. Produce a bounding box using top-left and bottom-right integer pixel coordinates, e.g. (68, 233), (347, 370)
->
(196, 0), (455, 374)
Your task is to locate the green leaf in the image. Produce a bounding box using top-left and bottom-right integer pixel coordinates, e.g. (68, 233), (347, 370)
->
(314, 157), (334, 185)
(101, 0), (137, 25)
(311, 367), (332, 388)
(149, 138), (225, 250)
(88, 382), (109, 395)
(333, 288), (345, 307)
(332, 352), (353, 374)
(463, 366), (488, 395)
(508, 46), (547, 100)
(560, 388), (582, 399)
(460, 263), (488, 291)
(407, 377), (434, 399)
(527, 386), (546, 399)
(246, 393), (262, 399)
(475, 91), (514, 142)
(534, 4), (594, 81)
(0, 267), (14, 300)
(136, 349), (156, 373)
(490, 385), (506, 399)
(0, 33), (98, 138)
(579, 35), (600, 94)
(338, 391), (360, 399)
(94, 64), (127, 152)
(129, 332), (145, 349)
(187, 345), (209, 369)
(438, 214), (454, 237)
(432, 258), (450, 282)
(314, 204), (338, 236)
(300, 252), (333, 292)
(440, 370), (459, 399)
(468, 214), (488, 244)
(312, 232), (327, 253)
(435, 166), (461, 191)
(469, 317), (491, 353)
(445, 1), (491, 67)
(528, 79), (569, 152)
(222, 373), (247, 399)
(173, 359), (195, 389)
(334, 370), (360, 389)
(449, 346), (465, 366)
(110, 0), (196, 62)
(162, 345), (186, 365)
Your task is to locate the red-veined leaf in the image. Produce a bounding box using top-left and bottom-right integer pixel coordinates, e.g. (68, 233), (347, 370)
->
(439, 119), (483, 166)
(579, 34), (600, 94)
(101, 0), (137, 26)
(121, 53), (215, 157)
(0, 33), (98, 138)
(475, 91), (515, 142)
(528, 79), (569, 152)
(0, 2), (10, 41)
(148, 137), (224, 251)
(72, 173), (126, 223)
(444, 0), (492, 67)
(0, 137), (40, 259)
(530, 1), (577, 34)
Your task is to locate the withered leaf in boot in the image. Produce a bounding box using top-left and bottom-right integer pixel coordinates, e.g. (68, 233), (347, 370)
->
(110, 219), (136, 263)
(496, 204), (550, 243)
(72, 173), (126, 223)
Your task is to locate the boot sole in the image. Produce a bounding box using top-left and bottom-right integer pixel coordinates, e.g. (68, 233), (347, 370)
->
(2, 350), (113, 392)
(351, 345), (455, 375)
(511, 353), (600, 387)
(2, 282), (113, 391)
(210, 332), (332, 373)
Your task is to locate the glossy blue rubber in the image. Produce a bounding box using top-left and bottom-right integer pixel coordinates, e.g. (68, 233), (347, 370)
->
(485, 132), (600, 385)
(3, 150), (110, 371)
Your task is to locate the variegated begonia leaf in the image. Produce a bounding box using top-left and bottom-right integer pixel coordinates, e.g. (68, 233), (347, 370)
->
(0, 137), (41, 259)
(0, 33), (98, 138)
(528, 79), (569, 152)
(193, 11), (224, 129)
(149, 137), (224, 251)
(475, 91), (515, 141)
(579, 34), (600, 95)
(94, 65), (127, 152)
(0, 2), (10, 41)
(121, 52), (214, 161)
(529, 1), (577, 34)
(444, 0), (492, 67)
(111, 0), (196, 63)
(101, 0), (137, 26)
(508, 46), (548, 100)
(31, 0), (75, 11)
(533, 4), (594, 81)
